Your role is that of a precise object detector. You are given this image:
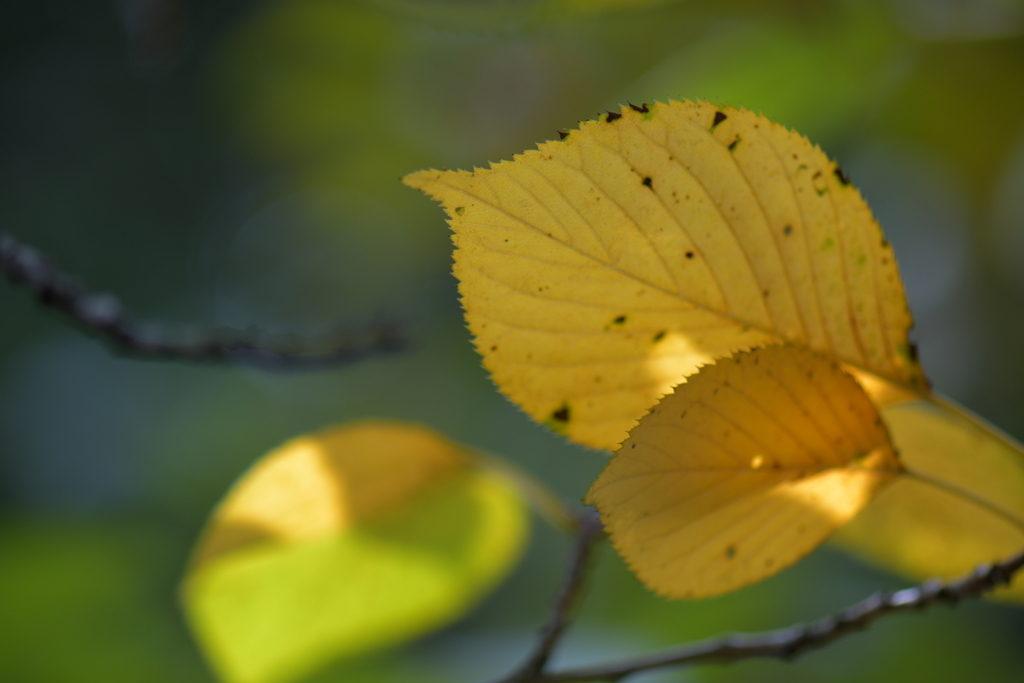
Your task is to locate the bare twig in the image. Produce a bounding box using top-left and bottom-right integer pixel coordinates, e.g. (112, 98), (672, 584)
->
(492, 506), (605, 683)
(534, 548), (1024, 682)
(0, 230), (406, 369)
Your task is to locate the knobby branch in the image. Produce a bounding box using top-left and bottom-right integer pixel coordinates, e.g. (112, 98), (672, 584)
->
(496, 507), (1024, 683)
(0, 230), (405, 369)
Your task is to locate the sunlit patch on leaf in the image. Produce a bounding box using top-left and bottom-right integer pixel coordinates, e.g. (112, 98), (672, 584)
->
(404, 99), (926, 450)
(182, 421), (529, 683)
(586, 344), (901, 599)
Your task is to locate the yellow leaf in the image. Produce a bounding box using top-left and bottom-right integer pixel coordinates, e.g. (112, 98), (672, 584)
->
(586, 345), (901, 599)
(835, 400), (1024, 601)
(404, 99), (927, 450)
(183, 421), (528, 683)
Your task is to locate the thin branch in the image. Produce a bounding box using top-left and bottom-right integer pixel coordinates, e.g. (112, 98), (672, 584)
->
(538, 548), (1024, 682)
(492, 507), (605, 683)
(0, 230), (406, 369)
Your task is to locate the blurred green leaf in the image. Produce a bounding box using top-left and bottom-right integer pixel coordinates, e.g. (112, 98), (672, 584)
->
(621, 4), (910, 145)
(183, 421), (529, 683)
(0, 519), (209, 683)
(549, 0), (682, 14)
(875, 36), (1024, 196)
(215, 0), (396, 160)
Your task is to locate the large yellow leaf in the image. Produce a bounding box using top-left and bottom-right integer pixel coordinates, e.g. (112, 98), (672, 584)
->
(404, 99), (927, 450)
(835, 400), (1024, 601)
(182, 421), (528, 683)
(586, 344), (901, 599)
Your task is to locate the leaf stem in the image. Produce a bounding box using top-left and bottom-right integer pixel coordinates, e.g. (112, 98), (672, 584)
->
(469, 450), (582, 534)
(925, 393), (1024, 468)
(902, 468), (1024, 535)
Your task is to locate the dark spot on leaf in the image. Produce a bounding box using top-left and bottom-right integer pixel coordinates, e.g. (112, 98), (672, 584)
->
(685, 251), (695, 259)
(653, 330), (666, 343)
(557, 130), (569, 140)
(455, 206), (466, 216)
(613, 315), (627, 325)
(642, 176), (653, 188)
(725, 546), (737, 559)
(834, 166), (851, 185)
(783, 225), (793, 235)
(606, 111), (622, 122)
(551, 403), (571, 423)
(909, 343), (919, 361)
(631, 443), (636, 449)
(629, 102), (649, 113)
(728, 137), (741, 151)
(712, 111), (727, 128)
(491, 345), (498, 351)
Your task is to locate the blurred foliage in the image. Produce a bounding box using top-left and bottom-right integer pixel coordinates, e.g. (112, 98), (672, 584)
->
(2, 0), (1024, 681)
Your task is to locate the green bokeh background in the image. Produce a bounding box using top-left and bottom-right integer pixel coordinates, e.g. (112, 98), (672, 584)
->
(3, 0), (1024, 681)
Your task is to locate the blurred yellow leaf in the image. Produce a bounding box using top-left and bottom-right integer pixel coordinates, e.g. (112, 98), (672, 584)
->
(183, 421), (528, 683)
(586, 344), (901, 598)
(835, 400), (1024, 601)
(404, 99), (927, 450)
